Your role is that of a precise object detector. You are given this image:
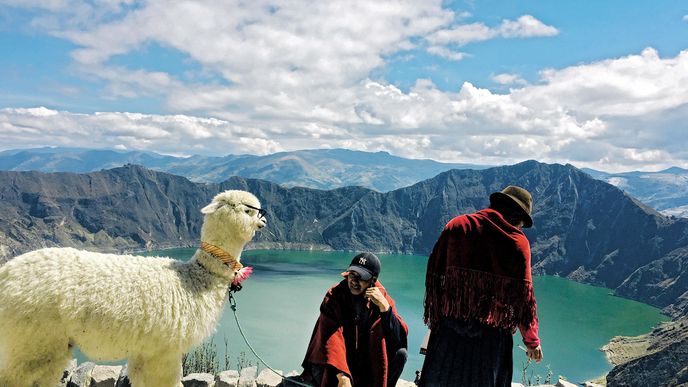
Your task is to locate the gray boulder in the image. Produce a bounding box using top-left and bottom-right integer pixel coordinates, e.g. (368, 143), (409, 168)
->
(116, 364), (130, 387)
(256, 368), (282, 387)
(68, 362), (96, 387)
(182, 372), (216, 387)
(216, 370), (240, 387)
(238, 366), (258, 387)
(59, 359), (77, 387)
(90, 365), (122, 387)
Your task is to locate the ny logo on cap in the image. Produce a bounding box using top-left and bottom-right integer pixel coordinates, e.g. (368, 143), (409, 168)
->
(359, 257), (367, 265)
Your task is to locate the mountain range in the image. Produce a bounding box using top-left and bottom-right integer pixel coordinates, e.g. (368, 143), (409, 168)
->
(584, 167), (688, 218)
(3, 147), (687, 221)
(0, 147), (484, 192)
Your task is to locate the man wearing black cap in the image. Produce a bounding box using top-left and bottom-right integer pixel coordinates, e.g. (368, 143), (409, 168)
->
(419, 185), (543, 386)
(290, 252), (409, 387)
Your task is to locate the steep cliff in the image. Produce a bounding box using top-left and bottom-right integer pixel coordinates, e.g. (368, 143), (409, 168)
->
(604, 317), (688, 387)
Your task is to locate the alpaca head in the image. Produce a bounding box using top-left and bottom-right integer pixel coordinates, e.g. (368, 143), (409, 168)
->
(200, 190), (267, 246)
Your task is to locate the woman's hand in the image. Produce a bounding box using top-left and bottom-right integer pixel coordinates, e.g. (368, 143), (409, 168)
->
(527, 345), (543, 363)
(365, 287), (390, 312)
(336, 372), (352, 387)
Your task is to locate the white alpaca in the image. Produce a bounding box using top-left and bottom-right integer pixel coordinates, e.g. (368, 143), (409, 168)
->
(0, 190), (266, 387)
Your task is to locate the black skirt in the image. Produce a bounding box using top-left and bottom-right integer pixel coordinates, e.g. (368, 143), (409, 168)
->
(419, 318), (513, 387)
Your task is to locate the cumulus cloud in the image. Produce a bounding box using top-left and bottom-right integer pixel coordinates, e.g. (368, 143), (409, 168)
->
(53, 1), (453, 90)
(426, 22), (495, 46)
(426, 14), (558, 46)
(426, 46), (468, 61)
(0, 107), (282, 156)
(515, 48), (688, 117)
(498, 15), (559, 38)
(14, 2), (559, 118)
(491, 73), (528, 86)
(2, 2), (688, 172)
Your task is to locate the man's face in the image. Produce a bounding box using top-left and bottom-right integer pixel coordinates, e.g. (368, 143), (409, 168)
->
(346, 272), (372, 296)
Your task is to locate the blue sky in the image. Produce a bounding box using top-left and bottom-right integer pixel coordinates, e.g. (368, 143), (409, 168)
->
(1, 0), (687, 171)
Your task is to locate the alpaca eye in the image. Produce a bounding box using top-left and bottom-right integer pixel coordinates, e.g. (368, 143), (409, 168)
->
(245, 209), (252, 214)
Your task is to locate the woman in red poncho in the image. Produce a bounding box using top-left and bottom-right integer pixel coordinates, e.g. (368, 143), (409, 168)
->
(288, 252), (409, 387)
(419, 186), (544, 387)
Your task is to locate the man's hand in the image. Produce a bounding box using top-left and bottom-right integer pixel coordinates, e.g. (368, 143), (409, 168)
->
(526, 345), (543, 363)
(336, 372), (352, 387)
(365, 287), (390, 312)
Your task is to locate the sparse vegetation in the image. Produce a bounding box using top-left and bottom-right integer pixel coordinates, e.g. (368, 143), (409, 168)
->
(182, 340), (219, 374)
(182, 335), (256, 375)
(236, 349), (256, 370)
(521, 359), (553, 386)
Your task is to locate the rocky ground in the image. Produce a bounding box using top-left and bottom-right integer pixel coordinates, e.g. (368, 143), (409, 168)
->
(52, 359), (606, 387)
(602, 317), (688, 386)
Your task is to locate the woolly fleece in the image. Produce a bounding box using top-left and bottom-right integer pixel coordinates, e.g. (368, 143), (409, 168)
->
(0, 190), (266, 387)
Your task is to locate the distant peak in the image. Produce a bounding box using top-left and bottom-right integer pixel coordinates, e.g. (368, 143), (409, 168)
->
(659, 166), (688, 174)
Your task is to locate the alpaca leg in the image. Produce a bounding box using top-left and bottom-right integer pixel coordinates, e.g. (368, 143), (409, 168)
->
(0, 328), (71, 387)
(128, 353), (182, 387)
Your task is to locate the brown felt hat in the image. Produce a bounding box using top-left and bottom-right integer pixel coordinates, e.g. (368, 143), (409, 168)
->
(489, 185), (533, 228)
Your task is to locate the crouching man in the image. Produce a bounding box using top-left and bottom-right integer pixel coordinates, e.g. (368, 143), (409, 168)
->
(286, 252), (409, 387)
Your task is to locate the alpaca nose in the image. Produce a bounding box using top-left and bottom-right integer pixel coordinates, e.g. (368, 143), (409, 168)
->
(257, 218), (267, 229)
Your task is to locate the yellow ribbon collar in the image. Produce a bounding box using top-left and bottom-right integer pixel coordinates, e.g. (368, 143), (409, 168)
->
(200, 241), (243, 271)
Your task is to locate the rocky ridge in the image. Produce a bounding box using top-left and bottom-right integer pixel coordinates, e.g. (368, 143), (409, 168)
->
(603, 316), (688, 386)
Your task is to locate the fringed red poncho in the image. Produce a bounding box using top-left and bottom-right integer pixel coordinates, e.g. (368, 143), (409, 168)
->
(302, 280), (409, 387)
(423, 208), (540, 348)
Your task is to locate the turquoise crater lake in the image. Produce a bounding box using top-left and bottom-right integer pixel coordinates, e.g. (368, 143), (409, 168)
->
(86, 248), (668, 383)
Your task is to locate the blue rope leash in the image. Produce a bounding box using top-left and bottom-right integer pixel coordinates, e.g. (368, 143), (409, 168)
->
(228, 292), (313, 387)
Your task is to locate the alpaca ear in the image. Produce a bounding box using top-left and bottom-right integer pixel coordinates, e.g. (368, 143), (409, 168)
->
(201, 202), (221, 214)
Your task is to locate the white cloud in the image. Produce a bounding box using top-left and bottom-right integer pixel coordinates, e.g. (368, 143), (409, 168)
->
(426, 46), (468, 61)
(683, 14), (688, 21)
(56, 1), (452, 84)
(426, 22), (495, 46)
(498, 15), (559, 38)
(491, 73), (528, 86)
(426, 14), (558, 46)
(0, 107), (282, 156)
(622, 148), (668, 163)
(515, 48), (688, 117)
(27, 0), (456, 129)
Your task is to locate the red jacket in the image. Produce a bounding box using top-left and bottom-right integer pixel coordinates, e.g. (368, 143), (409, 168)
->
(424, 208), (540, 348)
(302, 279), (409, 387)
